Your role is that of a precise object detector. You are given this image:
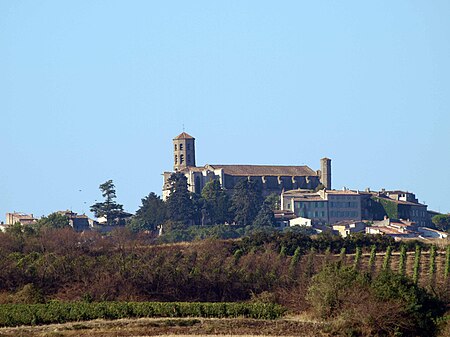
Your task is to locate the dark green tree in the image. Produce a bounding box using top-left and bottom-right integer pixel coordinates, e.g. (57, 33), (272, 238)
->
(35, 212), (70, 230)
(252, 202), (275, 227)
(201, 179), (231, 224)
(166, 173), (195, 224)
(90, 180), (126, 225)
(129, 192), (166, 232)
(191, 192), (206, 225)
(431, 214), (450, 232)
(230, 179), (263, 225)
(264, 193), (280, 210)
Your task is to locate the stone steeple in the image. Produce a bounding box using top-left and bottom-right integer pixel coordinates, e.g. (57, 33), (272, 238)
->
(173, 132), (196, 171)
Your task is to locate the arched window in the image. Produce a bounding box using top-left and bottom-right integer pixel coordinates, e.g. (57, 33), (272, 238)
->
(174, 144), (177, 151)
(180, 154), (184, 164)
(180, 144), (183, 150)
(174, 155), (178, 164)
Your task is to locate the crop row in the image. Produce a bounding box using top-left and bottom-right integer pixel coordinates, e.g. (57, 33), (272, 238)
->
(0, 301), (286, 327)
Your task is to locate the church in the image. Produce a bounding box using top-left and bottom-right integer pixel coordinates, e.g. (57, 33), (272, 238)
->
(162, 132), (331, 200)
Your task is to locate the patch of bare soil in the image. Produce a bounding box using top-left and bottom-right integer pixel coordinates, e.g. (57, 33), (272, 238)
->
(0, 317), (330, 337)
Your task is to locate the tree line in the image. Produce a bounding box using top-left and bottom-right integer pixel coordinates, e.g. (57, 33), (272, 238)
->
(126, 173), (279, 233)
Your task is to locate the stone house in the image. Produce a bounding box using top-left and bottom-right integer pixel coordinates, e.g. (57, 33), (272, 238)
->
(281, 189), (363, 225)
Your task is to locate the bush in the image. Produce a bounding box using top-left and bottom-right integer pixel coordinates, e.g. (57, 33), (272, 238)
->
(306, 263), (365, 319)
(307, 263), (444, 337)
(13, 284), (44, 304)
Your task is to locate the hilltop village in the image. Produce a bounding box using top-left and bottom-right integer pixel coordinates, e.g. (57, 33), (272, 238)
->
(1, 132), (449, 241)
(1, 132), (450, 337)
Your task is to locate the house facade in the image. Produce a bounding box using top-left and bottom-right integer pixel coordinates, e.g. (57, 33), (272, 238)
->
(281, 189), (363, 225)
(360, 189), (429, 226)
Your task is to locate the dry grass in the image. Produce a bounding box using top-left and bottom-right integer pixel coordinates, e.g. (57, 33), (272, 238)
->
(0, 317), (330, 337)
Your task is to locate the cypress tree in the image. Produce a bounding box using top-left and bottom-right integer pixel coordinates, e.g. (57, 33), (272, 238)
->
(304, 247), (316, 278)
(445, 245), (450, 279)
(429, 245), (436, 287)
(413, 244), (421, 284)
(353, 246), (362, 270)
(289, 246), (301, 277)
(398, 245), (407, 276)
(382, 246), (392, 271)
(339, 247), (346, 265)
(368, 245), (377, 273)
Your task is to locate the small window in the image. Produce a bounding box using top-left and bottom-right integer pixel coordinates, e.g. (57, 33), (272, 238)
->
(180, 154), (184, 164)
(180, 144), (183, 150)
(174, 155), (178, 164)
(174, 144), (177, 151)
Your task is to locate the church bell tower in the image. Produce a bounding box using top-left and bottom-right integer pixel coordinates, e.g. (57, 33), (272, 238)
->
(173, 132), (196, 171)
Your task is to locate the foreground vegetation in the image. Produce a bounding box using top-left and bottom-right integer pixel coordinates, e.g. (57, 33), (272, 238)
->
(0, 226), (449, 336)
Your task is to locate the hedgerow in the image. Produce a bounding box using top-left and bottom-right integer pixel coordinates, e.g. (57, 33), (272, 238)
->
(0, 301), (286, 327)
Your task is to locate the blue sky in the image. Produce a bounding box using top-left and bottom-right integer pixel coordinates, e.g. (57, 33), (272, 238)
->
(1, 1), (449, 220)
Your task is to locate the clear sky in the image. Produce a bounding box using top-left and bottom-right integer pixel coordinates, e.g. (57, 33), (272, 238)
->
(1, 1), (449, 220)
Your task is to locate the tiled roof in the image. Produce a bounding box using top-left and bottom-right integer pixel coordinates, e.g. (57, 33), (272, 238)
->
(274, 210), (297, 220)
(333, 220), (364, 226)
(325, 190), (359, 195)
(282, 189), (316, 195)
(208, 164), (317, 177)
(292, 196), (324, 201)
(374, 196), (427, 207)
(178, 166), (205, 173)
(173, 132), (195, 140)
(373, 227), (404, 235)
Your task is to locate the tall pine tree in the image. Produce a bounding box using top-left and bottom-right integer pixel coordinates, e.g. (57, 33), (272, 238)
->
(90, 180), (126, 225)
(230, 179), (263, 225)
(166, 173), (195, 224)
(201, 179), (231, 224)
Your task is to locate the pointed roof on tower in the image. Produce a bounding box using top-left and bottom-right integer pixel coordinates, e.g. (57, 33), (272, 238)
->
(173, 132), (195, 140)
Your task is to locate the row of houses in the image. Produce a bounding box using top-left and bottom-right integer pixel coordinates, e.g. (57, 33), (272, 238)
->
(277, 188), (447, 241)
(0, 211), (99, 232)
(281, 188), (431, 226)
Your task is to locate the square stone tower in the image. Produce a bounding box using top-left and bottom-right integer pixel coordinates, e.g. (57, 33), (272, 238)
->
(320, 157), (331, 189)
(173, 132), (196, 171)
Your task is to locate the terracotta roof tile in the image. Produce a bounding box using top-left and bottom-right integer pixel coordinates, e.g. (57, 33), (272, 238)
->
(325, 190), (359, 195)
(208, 164), (317, 177)
(174, 132), (195, 140)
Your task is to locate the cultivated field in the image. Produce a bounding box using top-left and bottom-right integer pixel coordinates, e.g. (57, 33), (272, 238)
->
(0, 317), (329, 337)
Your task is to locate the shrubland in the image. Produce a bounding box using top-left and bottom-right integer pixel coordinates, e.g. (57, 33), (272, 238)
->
(0, 226), (448, 336)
